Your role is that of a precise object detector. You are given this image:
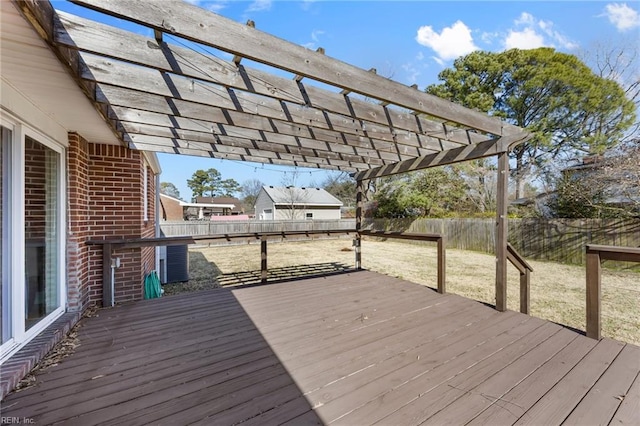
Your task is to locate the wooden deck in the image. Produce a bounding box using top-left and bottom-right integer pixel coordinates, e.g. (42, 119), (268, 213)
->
(2, 270), (638, 425)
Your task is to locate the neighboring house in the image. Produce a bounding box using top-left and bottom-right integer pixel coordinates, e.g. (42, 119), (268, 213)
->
(1, 1), (160, 362)
(195, 196), (244, 216)
(159, 194), (239, 221)
(159, 194), (185, 221)
(511, 154), (640, 218)
(562, 155), (639, 207)
(255, 186), (343, 220)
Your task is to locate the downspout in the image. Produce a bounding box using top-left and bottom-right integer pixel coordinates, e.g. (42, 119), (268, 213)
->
(155, 173), (161, 273)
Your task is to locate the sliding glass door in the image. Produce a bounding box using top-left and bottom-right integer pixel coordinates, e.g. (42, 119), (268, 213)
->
(24, 136), (60, 330)
(1, 126), (11, 346)
(0, 119), (65, 362)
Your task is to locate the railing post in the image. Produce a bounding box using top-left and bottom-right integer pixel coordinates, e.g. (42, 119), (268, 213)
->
(520, 270), (530, 314)
(102, 243), (113, 307)
(437, 235), (446, 294)
(355, 179), (364, 270)
(586, 248), (601, 340)
(261, 239), (268, 283)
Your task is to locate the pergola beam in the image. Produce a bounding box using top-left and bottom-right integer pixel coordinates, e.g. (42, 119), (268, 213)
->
(354, 133), (531, 180)
(70, 0), (521, 136)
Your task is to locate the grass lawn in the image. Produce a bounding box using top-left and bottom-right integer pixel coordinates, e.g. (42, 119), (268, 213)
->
(164, 237), (639, 345)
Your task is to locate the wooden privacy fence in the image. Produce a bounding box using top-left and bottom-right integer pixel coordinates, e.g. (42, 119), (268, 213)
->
(161, 219), (356, 240)
(366, 218), (640, 266)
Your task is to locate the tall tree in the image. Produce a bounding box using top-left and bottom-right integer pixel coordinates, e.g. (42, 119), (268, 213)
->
(279, 170), (310, 219)
(454, 159), (498, 214)
(322, 172), (356, 207)
(219, 178), (241, 197)
(579, 39), (640, 145)
(240, 179), (264, 210)
(373, 168), (467, 218)
(187, 168), (222, 199)
(159, 182), (181, 200)
(427, 48), (636, 198)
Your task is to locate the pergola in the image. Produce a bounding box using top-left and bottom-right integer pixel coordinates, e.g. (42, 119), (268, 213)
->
(17, 0), (530, 311)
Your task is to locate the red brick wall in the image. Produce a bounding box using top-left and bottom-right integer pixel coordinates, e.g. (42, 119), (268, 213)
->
(160, 194), (184, 220)
(67, 134), (157, 308)
(24, 137), (47, 242)
(67, 133), (90, 311)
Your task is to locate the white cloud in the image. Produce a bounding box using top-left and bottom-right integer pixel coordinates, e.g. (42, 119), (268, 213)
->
(515, 12), (536, 26)
(481, 31), (499, 45)
(183, 1), (227, 13)
(311, 30), (325, 43)
(415, 20), (478, 62)
(502, 12), (577, 50)
(432, 56), (445, 67)
(401, 62), (421, 84)
(301, 0), (316, 12)
(604, 3), (640, 31)
(505, 28), (545, 50)
(207, 3), (227, 13)
(302, 30), (325, 50)
(246, 0), (272, 13)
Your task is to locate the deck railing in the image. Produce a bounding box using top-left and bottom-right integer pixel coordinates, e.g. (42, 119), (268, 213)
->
(585, 244), (640, 340)
(507, 243), (534, 314)
(89, 229), (357, 307)
(359, 230), (446, 294)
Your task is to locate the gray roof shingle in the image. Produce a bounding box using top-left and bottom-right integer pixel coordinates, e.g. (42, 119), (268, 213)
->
(262, 186), (343, 206)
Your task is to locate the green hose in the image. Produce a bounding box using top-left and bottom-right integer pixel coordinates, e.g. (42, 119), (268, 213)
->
(144, 270), (163, 299)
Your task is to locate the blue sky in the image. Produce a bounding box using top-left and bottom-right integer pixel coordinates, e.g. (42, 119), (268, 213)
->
(54, 1), (639, 201)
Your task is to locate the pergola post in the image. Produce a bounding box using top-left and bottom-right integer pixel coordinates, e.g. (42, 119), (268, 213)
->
(355, 179), (364, 270)
(495, 152), (509, 312)
(261, 239), (268, 283)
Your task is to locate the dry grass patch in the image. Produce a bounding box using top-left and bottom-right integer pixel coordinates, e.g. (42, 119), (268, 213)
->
(179, 238), (639, 345)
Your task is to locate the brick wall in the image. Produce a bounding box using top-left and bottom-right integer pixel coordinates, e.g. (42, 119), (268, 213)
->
(159, 194), (184, 220)
(67, 134), (157, 308)
(24, 136), (47, 241)
(67, 133), (90, 311)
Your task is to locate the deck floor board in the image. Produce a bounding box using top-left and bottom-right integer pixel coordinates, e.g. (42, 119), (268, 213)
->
(1, 270), (637, 425)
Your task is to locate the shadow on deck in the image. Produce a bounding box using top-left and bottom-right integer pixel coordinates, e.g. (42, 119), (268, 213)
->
(2, 270), (638, 425)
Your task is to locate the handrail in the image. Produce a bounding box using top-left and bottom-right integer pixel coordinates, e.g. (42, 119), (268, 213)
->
(87, 229), (357, 248)
(89, 229), (357, 307)
(360, 230), (446, 294)
(507, 243), (534, 314)
(585, 244), (640, 340)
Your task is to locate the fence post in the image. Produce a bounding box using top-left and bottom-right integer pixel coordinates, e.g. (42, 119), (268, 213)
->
(586, 248), (601, 339)
(261, 239), (268, 283)
(437, 235), (446, 294)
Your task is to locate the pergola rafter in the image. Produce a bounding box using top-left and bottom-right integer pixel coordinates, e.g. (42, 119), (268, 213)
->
(51, 11), (491, 164)
(15, 0), (532, 311)
(16, 0), (520, 172)
(68, 0), (522, 137)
